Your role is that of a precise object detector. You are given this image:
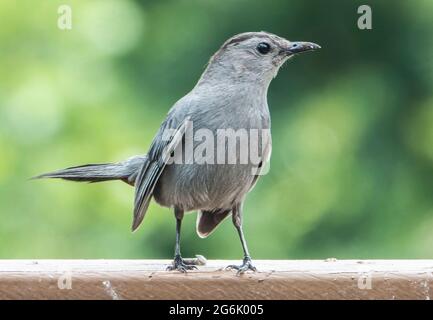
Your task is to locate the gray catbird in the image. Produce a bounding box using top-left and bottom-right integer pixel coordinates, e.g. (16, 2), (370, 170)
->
(36, 32), (320, 273)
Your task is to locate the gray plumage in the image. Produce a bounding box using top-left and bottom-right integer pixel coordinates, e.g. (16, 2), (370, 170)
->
(36, 31), (320, 273)
(34, 155), (147, 185)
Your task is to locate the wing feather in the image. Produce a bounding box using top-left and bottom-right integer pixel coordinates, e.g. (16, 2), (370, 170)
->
(131, 117), (191, 231)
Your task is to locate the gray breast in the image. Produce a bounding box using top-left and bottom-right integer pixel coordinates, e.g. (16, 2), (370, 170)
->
(154, 113), (270, 212)
(153, 85), (271, 212)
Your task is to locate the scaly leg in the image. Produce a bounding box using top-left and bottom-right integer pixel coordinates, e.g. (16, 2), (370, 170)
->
(167, 207), (198, 272)
(226, 202), (257, 275)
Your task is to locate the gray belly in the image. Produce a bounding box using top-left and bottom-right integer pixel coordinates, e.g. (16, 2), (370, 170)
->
(153, 99), (270, 212)
(153, 162), (256, 211)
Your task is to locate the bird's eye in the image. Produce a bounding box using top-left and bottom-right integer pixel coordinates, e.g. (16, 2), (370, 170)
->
(256, 42), (271, 54)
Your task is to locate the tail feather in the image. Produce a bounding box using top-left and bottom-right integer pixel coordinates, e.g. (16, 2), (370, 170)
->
(34, 163), (127, 183)
(34, 155), (147, 186)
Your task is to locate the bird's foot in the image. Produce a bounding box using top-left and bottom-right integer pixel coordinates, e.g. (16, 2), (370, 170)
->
(167, 255), (198, 273)
(226, 256), (257, 275)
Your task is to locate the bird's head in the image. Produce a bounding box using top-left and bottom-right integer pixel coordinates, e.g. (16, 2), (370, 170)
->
(200, 31), (320, 85)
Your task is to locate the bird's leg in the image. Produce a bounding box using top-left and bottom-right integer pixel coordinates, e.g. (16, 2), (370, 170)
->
(167, 207), (197, 272)
(226, 203), (257, 275)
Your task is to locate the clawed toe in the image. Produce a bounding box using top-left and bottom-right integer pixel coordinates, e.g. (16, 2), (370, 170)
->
(167, 256), (198, 273)
(166, 264), (197, 272)
(226, 256), (257, 275)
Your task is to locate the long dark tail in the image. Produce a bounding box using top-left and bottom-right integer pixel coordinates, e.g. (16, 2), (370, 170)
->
(34, 155), (147, 186)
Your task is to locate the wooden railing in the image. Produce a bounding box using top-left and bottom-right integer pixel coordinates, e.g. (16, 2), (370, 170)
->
(0, 260), (432, 299)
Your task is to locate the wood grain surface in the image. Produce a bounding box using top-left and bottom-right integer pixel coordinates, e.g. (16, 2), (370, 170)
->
(0, 260), (432, 300)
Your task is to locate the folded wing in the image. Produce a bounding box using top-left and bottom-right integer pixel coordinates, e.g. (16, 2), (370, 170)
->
(131, 117), (191, 231)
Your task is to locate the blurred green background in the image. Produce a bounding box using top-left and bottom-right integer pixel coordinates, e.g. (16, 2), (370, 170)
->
(0, 0), (432, 259)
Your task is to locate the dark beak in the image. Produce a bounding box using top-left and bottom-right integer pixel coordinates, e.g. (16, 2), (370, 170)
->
(285, 42), (321, 55)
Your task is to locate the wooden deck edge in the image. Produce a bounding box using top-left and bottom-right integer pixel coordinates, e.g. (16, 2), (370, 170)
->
(0, 260), (432, 299)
